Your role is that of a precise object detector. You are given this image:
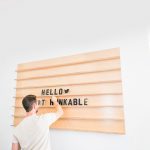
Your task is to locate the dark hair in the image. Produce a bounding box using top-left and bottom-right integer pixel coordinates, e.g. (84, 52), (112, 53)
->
(22, 95), (37, 112)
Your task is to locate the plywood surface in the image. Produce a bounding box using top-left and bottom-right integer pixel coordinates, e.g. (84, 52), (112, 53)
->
(14, 48), (125, 134)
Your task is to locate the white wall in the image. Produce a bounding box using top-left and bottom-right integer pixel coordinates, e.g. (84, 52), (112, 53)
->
(0, 1), (150, 150)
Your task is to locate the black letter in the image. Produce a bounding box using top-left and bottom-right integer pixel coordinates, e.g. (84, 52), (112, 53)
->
(41, 89), (45, 95)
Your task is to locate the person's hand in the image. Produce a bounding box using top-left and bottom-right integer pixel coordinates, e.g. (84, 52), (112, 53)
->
(51, 96), (57, 103)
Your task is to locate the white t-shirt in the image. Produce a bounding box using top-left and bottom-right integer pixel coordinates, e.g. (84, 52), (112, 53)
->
(12, 113), (58, 150)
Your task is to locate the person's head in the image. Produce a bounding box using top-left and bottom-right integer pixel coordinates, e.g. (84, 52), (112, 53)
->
(22, 95), (39, 113)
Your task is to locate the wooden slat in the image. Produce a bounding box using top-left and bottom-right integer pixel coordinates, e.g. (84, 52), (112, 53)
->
(51, 119), (125, 134)
(16, 70), (121, 88)
(17, 59), (120, 80)
(14, 95), (123, 107)
(16, 82), (122, 97)
(14, 107), (124, 120)
(13, 118), (125, 134)
(17, 48), (120, 71)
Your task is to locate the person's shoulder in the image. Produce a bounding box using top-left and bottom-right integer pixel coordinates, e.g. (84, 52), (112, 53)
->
(14, 119), (24, 130)
(14, 116), (29, 130)
(13, 123), (22, 135)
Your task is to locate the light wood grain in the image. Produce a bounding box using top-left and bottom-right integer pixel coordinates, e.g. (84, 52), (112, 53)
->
(17, 48), (120, 72)
(14, 107), (124, 120)
(16, 70), (121, 88)
(13, 118), (125, 134)
(51, 119), (125, 134)
(17, 59), (120, 80)
(14, 48), (125, 134)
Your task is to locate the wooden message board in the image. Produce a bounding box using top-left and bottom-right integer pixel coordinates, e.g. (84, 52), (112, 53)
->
(13, 48), (125, 134)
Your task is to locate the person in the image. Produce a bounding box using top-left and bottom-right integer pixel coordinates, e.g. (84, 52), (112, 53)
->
(12, 95), (63, 150)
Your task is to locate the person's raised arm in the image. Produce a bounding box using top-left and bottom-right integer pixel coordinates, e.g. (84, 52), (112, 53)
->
(51, 96), (64, 118)
(40, 96), (64, 126)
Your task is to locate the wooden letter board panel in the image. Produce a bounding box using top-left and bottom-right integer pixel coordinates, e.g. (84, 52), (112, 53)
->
(14, 48), (125, 134)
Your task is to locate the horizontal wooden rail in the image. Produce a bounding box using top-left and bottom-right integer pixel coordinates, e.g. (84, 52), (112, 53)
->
(14, 93), (123, 100)
(16, 68), (121, 81)
(13, 115), (124, 121)
(17, 48), (120, 72)
(13, 105), (123, 108)
(15, 80), (121, 90)
(14, 107), (124, 120)
(13, 118), (125, 134)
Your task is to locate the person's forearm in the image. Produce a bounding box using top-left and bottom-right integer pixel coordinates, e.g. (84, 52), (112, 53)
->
(53, 101), (64, 117)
